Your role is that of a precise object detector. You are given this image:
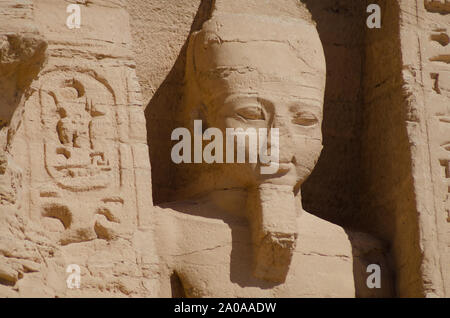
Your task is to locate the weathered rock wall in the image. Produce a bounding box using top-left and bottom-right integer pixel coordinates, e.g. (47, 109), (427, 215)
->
(1, 0), (159, 297)
(0, 0), (448, 298)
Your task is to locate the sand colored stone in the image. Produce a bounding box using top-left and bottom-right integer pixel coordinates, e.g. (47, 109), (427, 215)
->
(1, 0), (158, 297)
(0, 0), (448, 298)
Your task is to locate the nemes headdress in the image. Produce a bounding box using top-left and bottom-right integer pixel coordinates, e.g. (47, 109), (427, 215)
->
(184, 0), (324, 118)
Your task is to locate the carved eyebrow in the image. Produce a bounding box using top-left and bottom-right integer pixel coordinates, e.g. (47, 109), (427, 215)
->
(288, 102), (322, 113)
(222, 92), (260, 103)
(210, 91), (257, 106)
(219, 96), (266, 112)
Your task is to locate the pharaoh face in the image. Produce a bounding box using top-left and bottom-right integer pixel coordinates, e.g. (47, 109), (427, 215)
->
(187, 15), (326, 190)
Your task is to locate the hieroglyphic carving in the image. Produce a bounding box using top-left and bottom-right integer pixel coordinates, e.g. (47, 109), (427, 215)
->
(0, 0), (160, 297)
(439, 142), (450, 221)
(398, 1), (450, 291)
(20, 68), (135, 245)
(445, 195), (450, 222)
(39, 70), (116, 192)
(422, 4), (450, 219)
(439, 138), (450, 222)
(26, 65), (152, 248)
(425, 0), (450, 14)
(431, 73), (450, 224)
(430, 31), (450, 46)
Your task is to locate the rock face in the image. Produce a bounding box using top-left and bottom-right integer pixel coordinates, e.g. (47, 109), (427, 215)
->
(0, 0), (448, 298)
(0, 0), (158, 297)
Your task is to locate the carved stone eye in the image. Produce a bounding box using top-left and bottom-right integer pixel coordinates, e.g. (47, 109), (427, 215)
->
(235, 106), (265, 120)
(292, 111), (318, 126)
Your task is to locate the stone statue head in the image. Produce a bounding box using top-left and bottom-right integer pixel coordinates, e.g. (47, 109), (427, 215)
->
(181, 2), (326, 282)
(183, 9), (326, 193)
